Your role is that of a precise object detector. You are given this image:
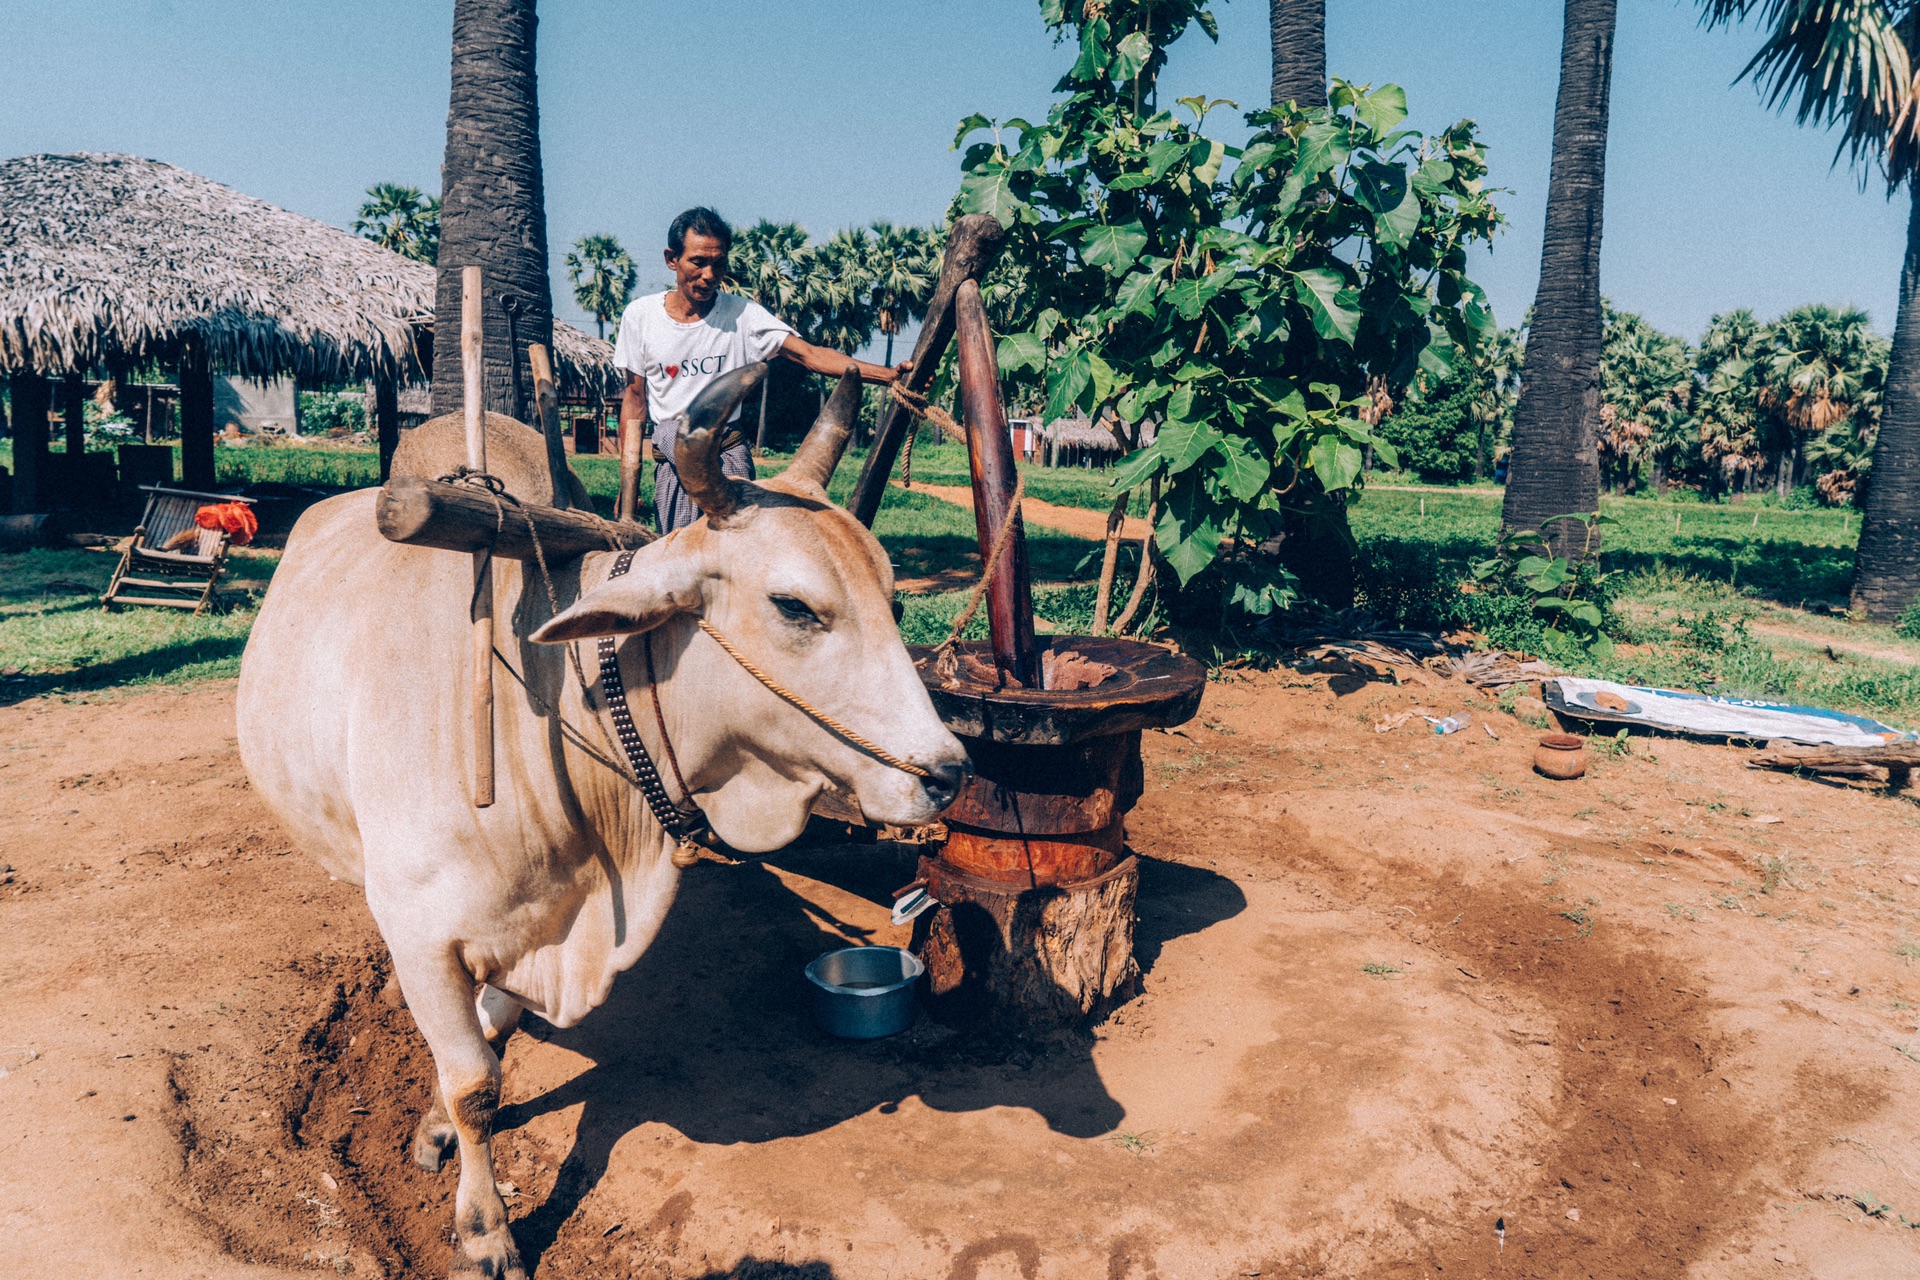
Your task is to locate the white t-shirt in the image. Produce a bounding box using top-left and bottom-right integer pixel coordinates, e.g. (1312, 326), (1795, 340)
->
(612, 291), (794, 437)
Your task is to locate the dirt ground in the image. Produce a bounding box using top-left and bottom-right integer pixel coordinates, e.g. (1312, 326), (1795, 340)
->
(5, 667), (1920, 1279)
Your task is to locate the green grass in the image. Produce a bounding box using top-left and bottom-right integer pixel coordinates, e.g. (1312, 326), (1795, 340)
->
(0, 547), (278, 700)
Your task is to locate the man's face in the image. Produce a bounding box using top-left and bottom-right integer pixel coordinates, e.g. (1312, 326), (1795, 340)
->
(667, 231), (727, 308)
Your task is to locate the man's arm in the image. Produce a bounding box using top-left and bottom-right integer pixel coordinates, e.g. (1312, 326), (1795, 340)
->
(777, 334), (908, 385)
(615, 372), (648, 522)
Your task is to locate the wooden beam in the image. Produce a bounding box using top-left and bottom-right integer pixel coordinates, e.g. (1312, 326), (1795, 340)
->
(462, 266), (494, 809)
(178, 339), (216, 491)
(62, 373), (85, 457)
(374, 375), (400, 482)
(956, 279), (1039, 689)
(376, 475), (651, 560)
(526, 343), (570, 510)
(6, 373), (49, 514)
(848, 214), (1007, 527)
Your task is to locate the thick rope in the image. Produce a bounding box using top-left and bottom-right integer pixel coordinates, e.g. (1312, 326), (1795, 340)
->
(694, 618), (932, 779)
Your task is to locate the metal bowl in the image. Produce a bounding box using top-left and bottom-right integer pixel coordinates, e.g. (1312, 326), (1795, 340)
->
(805, 946), (924, 1039)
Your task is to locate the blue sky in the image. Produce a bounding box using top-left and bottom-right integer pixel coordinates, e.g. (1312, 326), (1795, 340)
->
(3, 0), (1904, 349)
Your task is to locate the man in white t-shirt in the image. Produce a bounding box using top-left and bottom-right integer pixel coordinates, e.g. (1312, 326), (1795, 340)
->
(613, 207), (907, 531)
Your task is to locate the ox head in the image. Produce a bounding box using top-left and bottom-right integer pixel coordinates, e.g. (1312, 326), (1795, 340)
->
(531, 363), (968, 852)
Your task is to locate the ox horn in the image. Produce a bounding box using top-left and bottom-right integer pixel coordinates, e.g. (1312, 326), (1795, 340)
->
(675, 362), (768, 523)
(785, 367), (862, 491)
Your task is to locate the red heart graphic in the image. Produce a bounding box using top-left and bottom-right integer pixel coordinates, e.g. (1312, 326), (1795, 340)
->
(664, 364), (680, 378)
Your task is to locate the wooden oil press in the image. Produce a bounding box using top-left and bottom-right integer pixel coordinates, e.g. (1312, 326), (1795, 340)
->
(876, 232), (1207, 1035)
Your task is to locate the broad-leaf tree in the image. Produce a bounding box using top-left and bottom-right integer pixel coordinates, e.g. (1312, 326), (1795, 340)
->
(353, 183), (441, 263)
(958, 0), (1500, 620)
(564, 233), (635, 339)
(1702, 0), (1920, 615)
(1501, 0), (1617, 562)
(430, 0), (552, 422)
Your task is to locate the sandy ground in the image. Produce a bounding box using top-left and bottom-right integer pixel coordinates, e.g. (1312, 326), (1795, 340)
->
(896, 483), (1152, 544)
(5, 670), (1920, 1279)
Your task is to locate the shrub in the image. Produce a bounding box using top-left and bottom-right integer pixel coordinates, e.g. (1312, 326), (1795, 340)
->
(298, 391), (367, 436)
(1354, 538), (1463, 630)
(1897, 599), (1920, 641)
(1375, 377), (1480, 484)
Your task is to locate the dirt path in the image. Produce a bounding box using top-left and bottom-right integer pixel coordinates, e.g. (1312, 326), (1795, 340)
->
(6, 676), (1920, 1277)
(898, 481), (1150, 543)
(1749, 619), (1920, 667)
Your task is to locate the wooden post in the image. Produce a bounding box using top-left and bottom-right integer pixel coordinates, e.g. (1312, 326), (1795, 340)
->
(7, 373), (49, 514)
(178, 339), (216, 490)
(62, 373), (85, 457)
(374, 374), (400, 482)
(955, 280), (1039, 689)
(526, 343), (569, 510)
(848, 215), (1007, 528)
(462, 266), (494, 809)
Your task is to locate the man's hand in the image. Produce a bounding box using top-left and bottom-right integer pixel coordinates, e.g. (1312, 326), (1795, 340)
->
(892, 360), (915, 383)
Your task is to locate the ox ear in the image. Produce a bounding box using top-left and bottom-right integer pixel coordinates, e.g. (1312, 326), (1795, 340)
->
(530, 557), (703, 644)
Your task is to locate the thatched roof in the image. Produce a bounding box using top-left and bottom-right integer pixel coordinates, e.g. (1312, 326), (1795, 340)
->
(0, 152), (616, 391)
(1042, 417), (1126, 451)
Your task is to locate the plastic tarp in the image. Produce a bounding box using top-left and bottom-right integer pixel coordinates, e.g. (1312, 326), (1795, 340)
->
(1544, 677), (1914, 747)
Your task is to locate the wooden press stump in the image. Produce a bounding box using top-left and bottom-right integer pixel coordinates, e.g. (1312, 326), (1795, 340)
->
(907, 637), (1204, 1034)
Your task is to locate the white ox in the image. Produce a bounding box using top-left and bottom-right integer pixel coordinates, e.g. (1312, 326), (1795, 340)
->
(237, 366), (966, 1279)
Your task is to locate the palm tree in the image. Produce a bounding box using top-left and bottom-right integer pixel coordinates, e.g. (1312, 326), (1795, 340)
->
(1599, 303), (1694, 492)
(1269, 0), (1328, 107)
(864, 221), (939, 366)
(1702, 1), (1920, 615)
(1500, 0), (1618, 562)
(726, 220), (810, 313)
(797, 228), (877, 355)
(430, 0), (552, 424)
(354, 183), (441, 263)
(1695, 308), (1769, 494)
(565, 233), (635, 339)
(1757, 304), (1886, 492)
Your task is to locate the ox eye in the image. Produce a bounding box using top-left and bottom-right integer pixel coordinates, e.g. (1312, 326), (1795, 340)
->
(770, 595), (822, 627)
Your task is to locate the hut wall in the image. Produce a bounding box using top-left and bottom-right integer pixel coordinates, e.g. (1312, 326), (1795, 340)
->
(213, 375), (298, 434)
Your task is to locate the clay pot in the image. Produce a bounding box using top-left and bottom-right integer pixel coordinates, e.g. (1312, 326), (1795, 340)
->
(1533, 734), (1588, 780)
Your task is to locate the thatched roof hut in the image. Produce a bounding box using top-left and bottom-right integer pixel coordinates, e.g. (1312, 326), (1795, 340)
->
(1040, 415), (1137, 468)
(0, 152), (615, 505)
(0, 152), (614, 387)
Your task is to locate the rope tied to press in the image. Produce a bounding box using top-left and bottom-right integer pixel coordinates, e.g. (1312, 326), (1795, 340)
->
(888, 383), (967, 490)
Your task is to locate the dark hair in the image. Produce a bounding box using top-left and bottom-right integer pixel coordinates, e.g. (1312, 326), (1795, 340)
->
(667, 207), (732, 257)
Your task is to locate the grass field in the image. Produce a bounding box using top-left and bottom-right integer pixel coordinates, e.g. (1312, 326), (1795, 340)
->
(6, 438), (1919, 727)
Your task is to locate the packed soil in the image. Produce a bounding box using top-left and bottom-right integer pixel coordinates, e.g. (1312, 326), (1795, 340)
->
(897, 483), (1152, 544)
(5, 667), (1920, 1279)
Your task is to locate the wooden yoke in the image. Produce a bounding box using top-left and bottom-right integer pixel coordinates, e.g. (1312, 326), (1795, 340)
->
(462, 266), (494, 808)
(526, 342), (569, 511)
(955, 279), (1039, 689)
(847, 215), (1007, 528)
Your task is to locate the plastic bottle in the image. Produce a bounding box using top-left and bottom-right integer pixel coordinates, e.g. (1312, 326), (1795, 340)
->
(1431, 715), (1471, 735)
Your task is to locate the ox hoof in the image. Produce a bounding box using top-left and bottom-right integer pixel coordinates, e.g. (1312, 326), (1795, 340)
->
(449, 1226), (526, 1280)
(411, 1114), (457, 1173)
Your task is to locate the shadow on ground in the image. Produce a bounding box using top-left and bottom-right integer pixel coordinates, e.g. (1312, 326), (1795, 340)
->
(500, 841), (1244, 1268)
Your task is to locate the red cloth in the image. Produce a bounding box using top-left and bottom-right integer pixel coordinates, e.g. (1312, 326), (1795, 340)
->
(194, 502), (258, 546)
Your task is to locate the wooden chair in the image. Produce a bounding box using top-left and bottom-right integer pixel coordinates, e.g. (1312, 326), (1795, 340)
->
(101, 485), (255, 615)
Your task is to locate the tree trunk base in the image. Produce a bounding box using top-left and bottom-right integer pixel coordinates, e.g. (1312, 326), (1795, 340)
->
(913, 853), (1140, 1037)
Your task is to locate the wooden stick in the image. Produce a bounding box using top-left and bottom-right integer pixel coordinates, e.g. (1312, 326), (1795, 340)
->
(377, 476), (651, 559)
(848, 215), (1007, 528)
(462, 266), (494, 808)
(527, 343), (569, 511)
(955, 279), (1038, 689)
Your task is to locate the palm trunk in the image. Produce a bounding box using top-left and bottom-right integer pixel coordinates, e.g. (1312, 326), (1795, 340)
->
(1851, 183), (1920, 619)
(1268, 0), (1327, 108)
(1501, 0), (1614, 563)
(430, 0), (553, 425)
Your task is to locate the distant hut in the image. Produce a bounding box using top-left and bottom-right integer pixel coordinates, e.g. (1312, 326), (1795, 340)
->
(1041, 415), (1129, 468)
(0, 152), (615, 513)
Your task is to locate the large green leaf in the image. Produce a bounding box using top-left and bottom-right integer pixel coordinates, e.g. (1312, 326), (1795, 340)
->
(1212, 439), (1272, 501)
(953, 113), (994, 150)
(958, 167), (1022, 227)
(1157, 417), (1224, 474)
(1167, 274), (1223, 319)
(1113, 268), (1161, 316)
(1113, 30), (1152, 82)
(1294, 268), (1360, 344)
(1155, 489), (1223, 585)
(1146, 136), (1190, 179)
(998, 331), (1046, 374)
(1294, 122), (1350, 177)
(1080, 219), (1149, 274)
(1307, 435), (1364, 491)
(1191, 138), (1227, 185)
(1352, 84), (1408, 136)
(1087, 349), (1117, 405)
(1070, 16), (1112, 79)
(1354, 161), (1420, 249)
(1111, 445), (1162, 492)
(1043, 348), (1092, 422)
